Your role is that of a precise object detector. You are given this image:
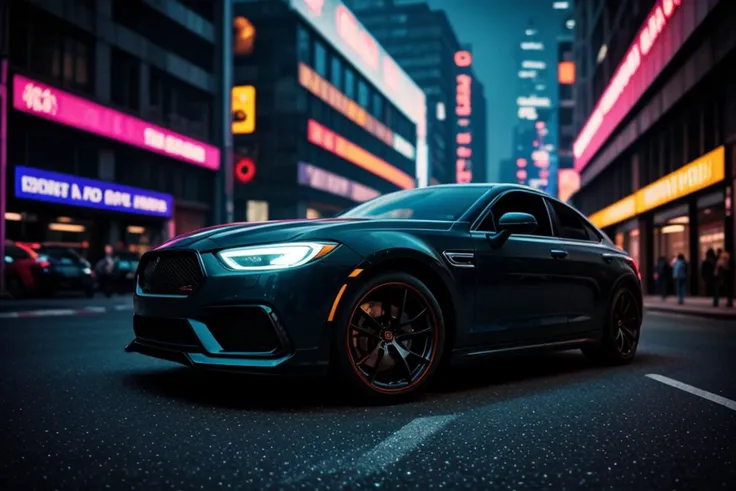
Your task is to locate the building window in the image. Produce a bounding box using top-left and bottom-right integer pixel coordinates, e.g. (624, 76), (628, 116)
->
(297, 25), (310, 63)
(344, 68), (355, 99)
(357, 79), (370, 108)
(111, 48), (140, 112)
(330, 56), (342, 91)
(314, 40), (327, 77)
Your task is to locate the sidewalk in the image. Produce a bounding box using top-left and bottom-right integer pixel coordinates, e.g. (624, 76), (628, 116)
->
(0, 293), (133, 318)
(643, 295), (736, 320)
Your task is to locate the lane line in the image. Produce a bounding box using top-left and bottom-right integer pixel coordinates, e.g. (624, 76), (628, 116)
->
(646, 374), (736, 411)
(352, 414), (457, 475)
(284, 414), (457, 484)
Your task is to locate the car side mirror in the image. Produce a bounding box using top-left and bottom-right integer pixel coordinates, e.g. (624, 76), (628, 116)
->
(498, 212), (538, 235)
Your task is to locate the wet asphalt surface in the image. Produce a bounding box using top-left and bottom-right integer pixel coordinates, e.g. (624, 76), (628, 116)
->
(0, 305), (735, 490)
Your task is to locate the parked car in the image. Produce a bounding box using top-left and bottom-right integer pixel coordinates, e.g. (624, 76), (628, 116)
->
(114, 252), (141, 294)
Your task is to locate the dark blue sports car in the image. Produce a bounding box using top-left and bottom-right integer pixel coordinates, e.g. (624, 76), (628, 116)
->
(126, 184), (643, 402)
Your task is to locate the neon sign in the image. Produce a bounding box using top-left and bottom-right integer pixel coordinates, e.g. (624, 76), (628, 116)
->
(455, 53), (473, 184)
(336, 6), (379, 71)
(235, 158), (256, 183)
(298, 162), (379, 202)
(13, 75), (220, 170)
(573, 0), (682, 172)
(307, 119), (415, 189)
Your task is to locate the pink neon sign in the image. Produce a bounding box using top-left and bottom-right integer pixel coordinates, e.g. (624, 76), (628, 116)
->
(13, 75), (220, 170)
(573, 0), (681, 172)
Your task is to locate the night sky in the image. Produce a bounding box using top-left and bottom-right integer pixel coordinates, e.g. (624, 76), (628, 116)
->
(425, 0), (570, 181)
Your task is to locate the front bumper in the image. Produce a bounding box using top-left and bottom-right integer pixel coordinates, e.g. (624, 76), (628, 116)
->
(127, 244), (364, 374)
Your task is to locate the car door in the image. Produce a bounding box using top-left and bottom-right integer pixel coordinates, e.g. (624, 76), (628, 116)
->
(545, 198), (615, 335)
(470, 190), (572, 346)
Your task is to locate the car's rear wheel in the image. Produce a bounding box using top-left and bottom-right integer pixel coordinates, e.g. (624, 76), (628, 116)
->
(582, 286), (641, 365)
(333, 272), (445, 402)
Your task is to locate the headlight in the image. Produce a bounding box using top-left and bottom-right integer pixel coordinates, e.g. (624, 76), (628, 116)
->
(218, 242), (338, 271)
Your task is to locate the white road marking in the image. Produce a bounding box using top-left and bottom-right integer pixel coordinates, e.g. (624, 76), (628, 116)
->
(646, 374), (736, 411)
(84, 306), (106, 313)
(352, 414), (457, 476)
(114, 304), (133, 311)
(284, 414), (457, 484)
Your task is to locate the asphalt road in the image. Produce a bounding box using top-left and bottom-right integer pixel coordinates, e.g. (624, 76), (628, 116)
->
(0, 309), (735, 490)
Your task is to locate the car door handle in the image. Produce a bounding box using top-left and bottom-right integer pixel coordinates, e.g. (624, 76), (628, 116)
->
(550, 249), (568, 259)
(601, 253), (616, 263)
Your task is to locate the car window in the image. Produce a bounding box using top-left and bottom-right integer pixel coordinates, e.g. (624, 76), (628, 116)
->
(340, 187), (488, 221)
(547, 199), (598, 242)
(478, 191), (552, 236)
(6, 244), (31, 260)
(40, 247), (83, 264)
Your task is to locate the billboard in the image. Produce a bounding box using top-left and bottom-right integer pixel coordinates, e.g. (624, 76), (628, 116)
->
(289, 0), (427, 186)
(15, 166), (173, 218)
(13, 75), (220, 170)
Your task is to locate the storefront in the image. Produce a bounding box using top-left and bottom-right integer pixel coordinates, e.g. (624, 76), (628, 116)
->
(7, 166), (173, 262)
(589, 145), (729, 295)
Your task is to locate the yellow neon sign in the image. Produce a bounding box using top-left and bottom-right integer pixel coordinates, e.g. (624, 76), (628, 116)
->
(232, 85), (255, 135)
(588, 145), (726, 229)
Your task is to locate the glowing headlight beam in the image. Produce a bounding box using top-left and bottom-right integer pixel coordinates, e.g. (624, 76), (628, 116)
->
(218, 242), (338, 271)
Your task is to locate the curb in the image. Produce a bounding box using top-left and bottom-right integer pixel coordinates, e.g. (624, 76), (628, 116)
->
(0, 304), (133, 319)
(644, 305), (736, 320)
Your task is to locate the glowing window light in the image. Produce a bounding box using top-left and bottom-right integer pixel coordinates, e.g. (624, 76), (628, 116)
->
(307, 119), (414, 189)
(522, 61), (546, 69)
(521, 42), (543, 50)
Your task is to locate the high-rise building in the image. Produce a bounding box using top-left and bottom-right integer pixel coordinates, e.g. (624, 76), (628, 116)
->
(344, 0), (462, 185)
(571, 0), (735, 296)
(472, 77), (488, 183)
(3, 0), (227, 265)
(230, 0), (426, 220)
(556, 2), (577, 202)
(508, 23), (556, 195)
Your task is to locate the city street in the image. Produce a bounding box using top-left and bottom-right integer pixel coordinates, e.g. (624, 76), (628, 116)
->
(0, 306), (734, 490)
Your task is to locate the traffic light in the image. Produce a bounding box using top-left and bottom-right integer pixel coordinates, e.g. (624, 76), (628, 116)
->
(232, 85), (255, 135)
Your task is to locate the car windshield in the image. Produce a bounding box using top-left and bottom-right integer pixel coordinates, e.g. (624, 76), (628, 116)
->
(340, 187), (489, 221)
(38, 246), (86, 265)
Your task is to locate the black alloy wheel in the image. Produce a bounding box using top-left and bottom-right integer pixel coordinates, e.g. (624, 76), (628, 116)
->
(582, 286), (641, 365)
(334, 272), (445, 401)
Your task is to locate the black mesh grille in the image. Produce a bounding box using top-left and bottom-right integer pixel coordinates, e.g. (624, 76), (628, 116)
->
(133, 315), (201, 348)
(202, 307), (282, 353)
(138, 251), (204, 295)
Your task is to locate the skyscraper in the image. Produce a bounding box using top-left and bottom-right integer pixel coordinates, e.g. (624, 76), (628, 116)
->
(508, 23), (556, 195)
(343, 0), (463, 185)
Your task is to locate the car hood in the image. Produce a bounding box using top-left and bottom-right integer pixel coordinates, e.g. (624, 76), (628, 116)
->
(155, 218), (454, 251)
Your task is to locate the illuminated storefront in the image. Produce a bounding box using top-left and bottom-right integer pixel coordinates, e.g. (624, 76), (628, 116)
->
(572, 0), (735, 296)
(231, 0), (423, 220)
(587, 146), (729, 295)
(6, 73), (220, 256)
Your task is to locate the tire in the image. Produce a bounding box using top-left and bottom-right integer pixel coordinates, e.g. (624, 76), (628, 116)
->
(7, 277), (26, 299)
(333, 271), (446, 403)
(582, 286), (642, 366)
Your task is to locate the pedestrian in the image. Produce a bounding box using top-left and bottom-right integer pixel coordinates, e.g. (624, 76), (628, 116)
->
(701, 248), (717, 305)
(95, 244), (116, 297)
(715, 250), (733, 307)
(672, 253), (688, 305)
(654, 256), (668, 300)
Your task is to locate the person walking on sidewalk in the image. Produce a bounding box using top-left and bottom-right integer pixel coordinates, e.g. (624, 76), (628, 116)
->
(702, 248), (718, 305)
(715, 250), (733, 307)
(673, 253), (688, 305)
(655, 256), (669, 300)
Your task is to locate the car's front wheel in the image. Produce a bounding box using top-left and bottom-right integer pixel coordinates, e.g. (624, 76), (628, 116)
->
(333, 272), (445, 402)
(582, 286), (642, 365)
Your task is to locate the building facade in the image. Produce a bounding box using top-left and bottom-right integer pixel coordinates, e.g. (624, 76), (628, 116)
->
(571, 0), (736, 296)
(2, 0), (226, 262)
(472, 77), (488, 183)
(230, 0), (426, 220)
(344, 0), (461, 185)
(556, 18), (577, 202)
(508, 24), (557, 195)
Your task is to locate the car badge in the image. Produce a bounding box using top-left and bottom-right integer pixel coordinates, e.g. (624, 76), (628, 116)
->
(180, 285), (193, 292)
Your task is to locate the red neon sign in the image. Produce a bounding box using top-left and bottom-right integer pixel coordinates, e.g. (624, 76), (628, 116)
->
(336, 6), (379, 71)
(455, 71), (473, 183)
(235, 158), (256, 183)
(455, 75), (471, 117)
(454, 51), (472, 67)
(573, 0), (681, 172)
